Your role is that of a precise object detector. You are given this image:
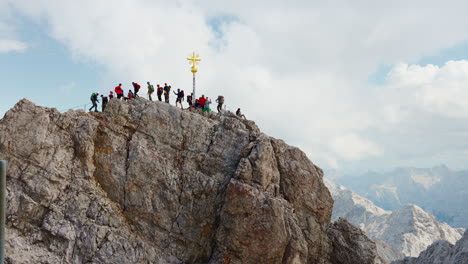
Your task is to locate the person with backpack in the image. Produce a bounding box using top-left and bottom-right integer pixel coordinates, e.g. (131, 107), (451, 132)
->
(101, 95), (108, 112)
(114, 84), (124, 99)
(89, 92), (99, 112)
(203, 97), (212, 114)
(173, 89), (184, 108)
(147, 82), (155, 101)
(132, 82), (140, 97)
(127, 90), (134, 100)
(156, 84), (163, 101)
(163, 84), (171, 103)
(187, 93), (193, 109)
(216, 95), (224, 113)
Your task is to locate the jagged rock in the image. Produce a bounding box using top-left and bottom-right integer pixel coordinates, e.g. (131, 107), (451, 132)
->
(1, 98), (375, 263)
(327, 218), (384, 264)
(392, 230), (468, 264)
(374, 239), (404, 264)
(452, 231), (468, 264)
(393, 240), (454, 264)
(325, 179), (464, 261)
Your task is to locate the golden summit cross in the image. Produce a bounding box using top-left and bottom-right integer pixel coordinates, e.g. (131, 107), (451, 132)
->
(187, 52), (201, 69)
(187, 51), (201, 99)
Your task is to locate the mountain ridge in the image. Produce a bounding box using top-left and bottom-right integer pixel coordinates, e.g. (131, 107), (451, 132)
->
(325, 179), (464, 262)
(392, 230), (468, 264)
(331, 166), (468, 228)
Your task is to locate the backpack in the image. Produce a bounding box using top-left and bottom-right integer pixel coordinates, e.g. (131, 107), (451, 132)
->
(148, 85), (154, 93)
(157, 87), (163, 93)
(180, 91), (184, 98)
(90, 93), (96, 101)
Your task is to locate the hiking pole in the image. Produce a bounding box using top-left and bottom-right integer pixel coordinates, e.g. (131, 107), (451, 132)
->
(0, 160), (6, 264)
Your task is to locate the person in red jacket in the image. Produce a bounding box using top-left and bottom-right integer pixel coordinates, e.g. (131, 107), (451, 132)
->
(109, 91), (114, 100)
(198, 95), (206, 109)
(132, 82), (140, 97)
(114, 83), (124, 99)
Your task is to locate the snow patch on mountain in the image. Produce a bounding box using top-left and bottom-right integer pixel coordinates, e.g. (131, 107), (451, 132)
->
(332, 166), (468, 228)
(325, 179), (465, 260)
(370, 184), (402, 207)
(410, 170), (441, 190)
(392, 230), (468, 264)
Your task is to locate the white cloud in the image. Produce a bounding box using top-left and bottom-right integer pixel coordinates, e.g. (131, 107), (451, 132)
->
(6, 0), (468, 170)
(331, 134), (383, 161)
(0, 39), (27, 53)
(0, 5), (27, 53)
(58, 82), (76, 96)
(0, 13), (28, 115)
(385, 61), (468, 118)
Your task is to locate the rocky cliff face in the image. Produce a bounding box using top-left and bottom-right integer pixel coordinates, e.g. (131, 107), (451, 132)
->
(328, 218), (384, 264)
(0, 98), (380, 263)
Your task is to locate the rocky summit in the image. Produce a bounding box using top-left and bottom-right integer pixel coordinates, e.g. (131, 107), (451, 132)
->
(1, 98), (380, 264)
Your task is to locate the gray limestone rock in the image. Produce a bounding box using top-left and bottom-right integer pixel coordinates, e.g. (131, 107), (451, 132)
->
(328, 218), (384, 264)
(0, 98), (378, 263)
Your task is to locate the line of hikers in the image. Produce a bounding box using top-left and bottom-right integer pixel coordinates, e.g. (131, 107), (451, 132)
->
(89, 82), (246, 119)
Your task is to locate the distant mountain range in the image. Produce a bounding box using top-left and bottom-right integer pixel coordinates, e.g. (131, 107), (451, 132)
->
(392, 230), (468, 264)
(324, 179), (465, 263)
(327, 165), (468, 228)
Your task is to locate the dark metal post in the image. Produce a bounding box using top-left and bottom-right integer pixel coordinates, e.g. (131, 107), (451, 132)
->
(0, 160), (6, 264)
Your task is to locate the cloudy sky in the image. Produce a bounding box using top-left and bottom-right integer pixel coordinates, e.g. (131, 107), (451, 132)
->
(2, 0), (468, 173)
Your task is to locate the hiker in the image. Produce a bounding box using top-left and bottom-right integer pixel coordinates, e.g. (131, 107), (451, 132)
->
(127, 90), (134, 100)
(187, 93), (193, 109)
(89, 92), (99, 112)
(156, 84), (163, 101)
(163, 84), (171, 103)
(174, 89), (184, 108)
(236, 108), (246, 119)
(198, 95), (207, 109)
(132, 82), (140, 97)
(194, 99), (200, 109)
(101, 95), (108, 112)
(114, 84), (124, 99)
(216, 95), (224, 113)
(109, 91), (114, 100)
(203, 97), (212, 114)
(147, 82), (155, 101)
